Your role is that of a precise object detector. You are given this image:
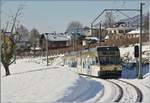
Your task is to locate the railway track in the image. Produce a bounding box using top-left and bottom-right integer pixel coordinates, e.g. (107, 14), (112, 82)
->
(79, 73), (143, 102)
(109, 79), (143, 102)
(116, 79), (143, 102)
(108, 80), (123, 102)
(79, 74), (124, 102)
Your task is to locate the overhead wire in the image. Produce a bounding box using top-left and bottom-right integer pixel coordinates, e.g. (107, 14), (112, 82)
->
(116, 11), (133, 20)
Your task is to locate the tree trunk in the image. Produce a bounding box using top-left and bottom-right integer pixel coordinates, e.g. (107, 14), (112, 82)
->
(3, 63), (10, 76)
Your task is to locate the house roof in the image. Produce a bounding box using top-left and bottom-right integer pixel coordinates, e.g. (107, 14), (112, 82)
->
(105, 35), (109, 40)
(126, 29), (144, 34)
(106, 26), (131, 30)
(42, 33), (70, 42)
(85, 37), (99, 41)
(4, 32), (11, 36)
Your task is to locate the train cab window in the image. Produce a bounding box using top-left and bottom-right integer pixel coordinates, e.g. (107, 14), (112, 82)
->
(103, 51), (106, 55)
(99, 57), (106, 64)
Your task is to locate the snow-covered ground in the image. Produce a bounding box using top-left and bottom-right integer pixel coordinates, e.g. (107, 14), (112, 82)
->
(120, 74), (150, 103)
(111, 79), (138, 102)
(116, 43), (149, 103)
(1, 58), (103, 102)
(119, 43), (149, 62)
(2, 58), (149, 102)
(1, 42), (149, 102)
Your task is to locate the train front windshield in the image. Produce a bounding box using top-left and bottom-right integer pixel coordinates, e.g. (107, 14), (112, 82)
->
(97, 47), (121, 65)
(98, 56), (121, 65)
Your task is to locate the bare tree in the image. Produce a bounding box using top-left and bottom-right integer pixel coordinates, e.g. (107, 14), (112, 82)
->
(65, 21), (83, 50)
(1, 6), (23, 76)
(10, 6), (23, 38)
(103, 12), (116, 28)
(15, 25), (29, 42)
(66, 21), (83, 34)
(4, 21), (9, 33)
(30, 28), (40, 46)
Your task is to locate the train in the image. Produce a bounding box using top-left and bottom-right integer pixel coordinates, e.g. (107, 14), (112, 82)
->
(63, 46), (122, 78)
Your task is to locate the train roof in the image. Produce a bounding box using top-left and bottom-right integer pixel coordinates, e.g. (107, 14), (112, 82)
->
(65, 46), (120, 56)
(96, 46), (119, 51)
(65, 48), (96, 56)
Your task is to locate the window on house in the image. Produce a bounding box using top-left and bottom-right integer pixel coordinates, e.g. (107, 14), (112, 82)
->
(119, 30), (124, 33)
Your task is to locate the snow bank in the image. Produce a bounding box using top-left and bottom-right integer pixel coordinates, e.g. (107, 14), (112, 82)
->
(143, 74), (150, 89)
(1, 65), (79, 102)
(1, 58), (103, 102)
(119, 43), (149, 62)
(52, 55), (64, 66)
(56, 76), (103, 102)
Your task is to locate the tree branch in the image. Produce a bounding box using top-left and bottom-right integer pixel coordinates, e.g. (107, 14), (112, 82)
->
(9, 57), (15, 66)
(4, 21), (9, 33)
(10, 6), (23, 37)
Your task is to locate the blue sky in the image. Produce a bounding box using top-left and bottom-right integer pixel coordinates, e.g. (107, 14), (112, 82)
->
(1, 0), (149, 33)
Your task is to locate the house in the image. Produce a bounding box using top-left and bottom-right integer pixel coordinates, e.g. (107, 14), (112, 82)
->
(65, 28), (85, 40)
(106, 22), (135, 35)
(106, 27), (128, 35)
(83, 26), (106, 37)
(126, 28), (145, 38)
(39, 33), (71, 50)
(83, 26), (91, 36)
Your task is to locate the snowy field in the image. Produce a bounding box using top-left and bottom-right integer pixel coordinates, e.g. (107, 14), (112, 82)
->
(1, 43), (149, 102)
(1, 58), (104, 102)
(1, 57), (149, 103)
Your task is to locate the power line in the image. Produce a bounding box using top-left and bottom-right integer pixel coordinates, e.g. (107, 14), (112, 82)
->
(116, 10), (133, 20)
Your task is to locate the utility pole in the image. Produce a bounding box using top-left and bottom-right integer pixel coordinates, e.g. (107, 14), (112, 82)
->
(99, 22), (101, 46)
(45, 33), (49, 66)
(0, 0), (1, 30)
(72, 31), (76, 52)
(91, 24), (93, 36)
(138, 3), (144, 79)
